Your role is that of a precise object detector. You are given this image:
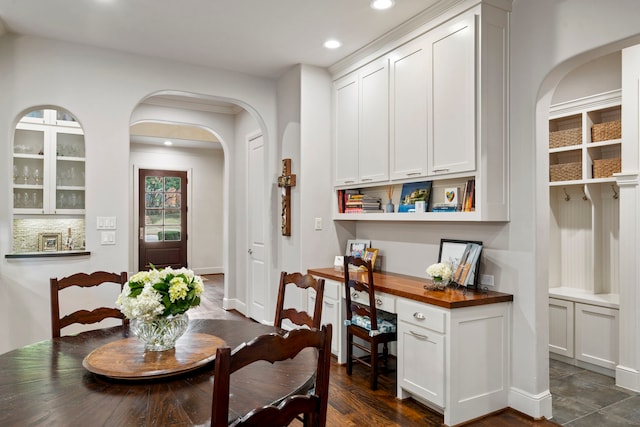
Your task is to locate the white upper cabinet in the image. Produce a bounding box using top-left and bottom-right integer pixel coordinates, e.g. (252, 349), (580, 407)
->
(334, 58), (389, 186)
(358, 58), (389, 184)
(427, 13), (476, 176)
(334, 72), (359, 186)
(389, 37), (429, 180)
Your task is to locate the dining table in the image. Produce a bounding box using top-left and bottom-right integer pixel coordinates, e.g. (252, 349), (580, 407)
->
(0, 318), (317, 426)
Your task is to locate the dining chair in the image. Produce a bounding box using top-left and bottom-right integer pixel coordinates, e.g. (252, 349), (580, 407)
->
(274, 271), (325, 329)
(343, 255), (397, 390)
(211, 324), (332, 427)
(50, 271), (128, 338)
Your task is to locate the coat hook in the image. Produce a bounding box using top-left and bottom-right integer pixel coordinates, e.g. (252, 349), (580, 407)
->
(582, 188), (588, 201)
(563, 188), (570, 201)
(611, 184), (619, 199)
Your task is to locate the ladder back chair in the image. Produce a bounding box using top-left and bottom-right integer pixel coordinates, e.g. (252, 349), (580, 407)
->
(50, 271), (128, 338)
(274, 271), (325, 329)
(211, 324), (332, 427)
(343, 256), (397, 390)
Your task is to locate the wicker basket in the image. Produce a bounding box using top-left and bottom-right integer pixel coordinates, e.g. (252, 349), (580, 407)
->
(550, 162), (582, 182)
(591, 120), (621, 142)
(549, 127), (582, 149)
(593, 158), (621, 178)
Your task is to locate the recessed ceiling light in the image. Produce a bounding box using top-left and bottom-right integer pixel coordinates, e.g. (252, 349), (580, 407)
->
(323, 39), (342, 49)
(371, 0), (395, 10)
(164, 140), (173, 146)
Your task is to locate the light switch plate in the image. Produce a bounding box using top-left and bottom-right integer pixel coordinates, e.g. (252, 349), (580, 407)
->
(97, 216), (117, 230)
(101, 231), (116, 245)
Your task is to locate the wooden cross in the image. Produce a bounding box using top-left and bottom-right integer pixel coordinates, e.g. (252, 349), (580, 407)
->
(277, 158), (296, 236)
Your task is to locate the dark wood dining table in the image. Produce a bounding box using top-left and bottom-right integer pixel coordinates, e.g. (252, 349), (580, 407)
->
(0, 318), (317, 426)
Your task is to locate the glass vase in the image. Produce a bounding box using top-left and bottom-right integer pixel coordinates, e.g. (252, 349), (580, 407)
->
(130, 312), (189, 351)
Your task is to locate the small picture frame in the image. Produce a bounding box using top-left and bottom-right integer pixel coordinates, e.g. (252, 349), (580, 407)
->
(363, 248), (379, 269)
(438, 238), (483, 288)
(345, 239), (371, 258)
(334, 255), (344, 271)
(444, 187), (459, 205)
(38, 233), (62, 252)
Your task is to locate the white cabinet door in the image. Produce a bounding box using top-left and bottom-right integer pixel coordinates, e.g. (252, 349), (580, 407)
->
(309, 279), (341, 357)
(549, 298), (575, 357)
(389, 37), (429, 180)
(398, 321), (445, 407)
(575, 303), (618, 370)
(358, 58), (389, 184)
(334, 71), (359, 186)
(427, 13), (476, 176)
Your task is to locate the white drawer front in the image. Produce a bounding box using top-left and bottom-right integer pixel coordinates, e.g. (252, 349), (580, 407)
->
(397, 298), (446, 334)
(348, 289), (396, 313)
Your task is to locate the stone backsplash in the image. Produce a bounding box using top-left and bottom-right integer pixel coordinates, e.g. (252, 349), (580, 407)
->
(13, 218), (86, 253)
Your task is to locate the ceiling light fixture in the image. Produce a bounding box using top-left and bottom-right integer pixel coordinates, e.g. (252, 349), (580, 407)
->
(370, 0), (395, 10)
(164, 140), (173, 146)
(323, 39), (342, 49)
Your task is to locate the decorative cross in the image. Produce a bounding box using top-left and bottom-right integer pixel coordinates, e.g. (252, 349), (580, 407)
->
(277, 158), (296, 236)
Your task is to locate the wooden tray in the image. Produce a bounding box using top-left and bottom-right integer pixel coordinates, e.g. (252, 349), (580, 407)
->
(82, 333), (225, 380)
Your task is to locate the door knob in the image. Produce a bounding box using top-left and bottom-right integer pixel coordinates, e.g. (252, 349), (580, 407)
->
(248, 249), (253, 254)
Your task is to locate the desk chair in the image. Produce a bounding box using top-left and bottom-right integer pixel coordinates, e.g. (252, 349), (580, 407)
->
(50, 271), (128, 338)
(274, 271), (325, 329)
(211, 324), (332, 427)
(343, 256), (397, 390)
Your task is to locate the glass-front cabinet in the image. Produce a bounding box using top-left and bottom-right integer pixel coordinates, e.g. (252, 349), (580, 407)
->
(12, 109), (85, 215)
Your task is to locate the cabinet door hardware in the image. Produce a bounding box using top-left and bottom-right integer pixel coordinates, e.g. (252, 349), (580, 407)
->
(409, 330), (428, 340)
(413, 312), (426, 320)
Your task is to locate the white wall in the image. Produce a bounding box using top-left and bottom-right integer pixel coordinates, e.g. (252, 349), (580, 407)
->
(0, 33), (277, 353)
(552, 51), (622, 104)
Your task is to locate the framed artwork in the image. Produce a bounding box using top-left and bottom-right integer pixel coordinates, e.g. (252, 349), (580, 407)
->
(38, 232), (62, 252)
(345, 239), (370, 258)
(363, 248), (379, 269)
(398, 181), (433, 212)
(438, 238), (483, 288)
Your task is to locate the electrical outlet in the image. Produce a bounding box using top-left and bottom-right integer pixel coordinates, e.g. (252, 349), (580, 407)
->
(480, 274), (494, 287)
(314, 217), (322, 230)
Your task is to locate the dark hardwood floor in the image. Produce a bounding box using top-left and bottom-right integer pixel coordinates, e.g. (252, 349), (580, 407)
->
(198, 274), (559, 426)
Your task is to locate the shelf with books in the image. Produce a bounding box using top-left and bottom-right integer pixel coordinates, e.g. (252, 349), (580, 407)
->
(334, 176), (488, 222)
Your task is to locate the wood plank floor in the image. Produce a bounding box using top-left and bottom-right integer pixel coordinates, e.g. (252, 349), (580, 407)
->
(198, 274), (559, 426)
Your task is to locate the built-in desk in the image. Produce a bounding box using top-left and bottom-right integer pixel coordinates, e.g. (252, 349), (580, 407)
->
(308, 267), (513, 427)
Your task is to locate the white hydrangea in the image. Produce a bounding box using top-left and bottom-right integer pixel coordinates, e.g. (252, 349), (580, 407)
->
(426, 262), (453, 281)
(116, 283), (164, 321)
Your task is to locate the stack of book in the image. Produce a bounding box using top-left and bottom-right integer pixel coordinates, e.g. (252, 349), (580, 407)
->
(344, 193), (363, 213)
(361, 195), (382, 213)
(431, 202), (460, 212)
(461, 178), (475, 212)
(344, 193), (382, 213)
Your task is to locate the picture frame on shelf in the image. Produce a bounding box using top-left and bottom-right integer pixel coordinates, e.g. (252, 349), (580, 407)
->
(345, 239), (371, 258)
(38, 232), (62, 252)
(438, 238), (483, 288)
(398, 181), (432, 213)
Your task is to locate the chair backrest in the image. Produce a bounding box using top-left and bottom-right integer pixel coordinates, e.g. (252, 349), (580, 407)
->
(50, 271), (128, 338)
(343, 256), (380, 331)
(211, 324), (332, 427)
(274, 271), (325, 329)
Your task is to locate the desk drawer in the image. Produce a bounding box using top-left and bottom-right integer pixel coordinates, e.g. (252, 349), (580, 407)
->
(347, 289), (396, 313)
(398, 298), (446, 333)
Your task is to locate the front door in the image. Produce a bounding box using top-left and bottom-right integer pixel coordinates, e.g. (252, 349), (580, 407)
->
(138, 169), (188, 270)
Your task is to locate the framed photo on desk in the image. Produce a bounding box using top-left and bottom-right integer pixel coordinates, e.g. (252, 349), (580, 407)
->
(438, 238), (483, 288)
(345, 239), (370, 258)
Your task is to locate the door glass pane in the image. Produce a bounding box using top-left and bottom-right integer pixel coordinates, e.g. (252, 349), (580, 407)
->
(164, 209), (181, 225)
(164, 192), (180, 208)
(163, 226), (181, 241)
(145, 193), (163, 208)
(145, 226), (163, 242)
(145, 209), (163, 225)
(145, 176), (163, 192)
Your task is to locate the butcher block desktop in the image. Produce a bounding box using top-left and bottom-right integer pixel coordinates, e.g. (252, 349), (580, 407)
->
(308, 266), (513, 426)
(308, 267), (513, 309)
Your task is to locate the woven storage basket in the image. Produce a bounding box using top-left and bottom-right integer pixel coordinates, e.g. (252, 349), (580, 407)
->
(591, 120), (621, 142)
(549, 127), (582, 149)
(593, 158), (621, 178)
(550, 162), (582, 182)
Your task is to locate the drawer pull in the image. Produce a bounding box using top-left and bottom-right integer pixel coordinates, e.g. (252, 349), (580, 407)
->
(351, 292), (358, 299)
(413, 312), (425, 320)
(375, 297), (383, 306)
(410, 330), (428, 340)
(324, 301), (335, 308)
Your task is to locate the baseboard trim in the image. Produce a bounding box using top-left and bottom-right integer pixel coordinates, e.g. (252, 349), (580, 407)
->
(616, 364), (640, 392)
(223, 297), (246, 315)
(193, 267), (224, 275)
(508, 386), (553, 420)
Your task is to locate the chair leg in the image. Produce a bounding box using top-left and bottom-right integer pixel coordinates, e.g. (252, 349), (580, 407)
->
(370, 341), (378, 390)
(346, 332), (353, 376)
(382, 342), (389, 368)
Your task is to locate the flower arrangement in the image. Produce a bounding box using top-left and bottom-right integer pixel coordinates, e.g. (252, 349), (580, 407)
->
(426, 262), (453, 283)
(116, 266), (204, 321)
